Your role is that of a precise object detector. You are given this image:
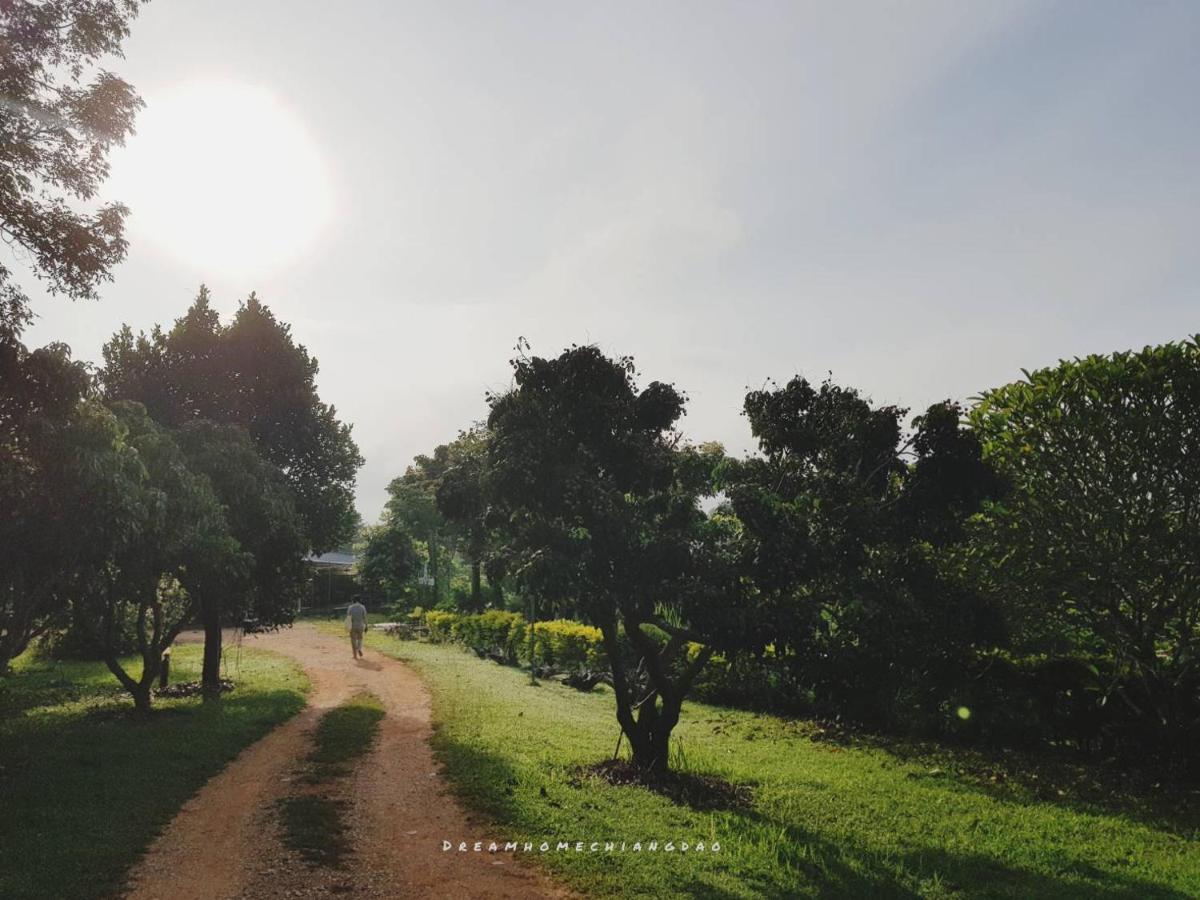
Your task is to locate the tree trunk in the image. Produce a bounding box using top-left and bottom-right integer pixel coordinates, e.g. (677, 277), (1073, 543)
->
(201, 597), (223, 700)
(470, 559), (482, 611)
(604, 614), (715, 777)
(629, 729), (672, 775)
(131, 682), (153, 713)
(527, 594), (538, 685)
(429, 532), (440, 606)
(630, 694), (682, 775)
(105, 653), (155, 712)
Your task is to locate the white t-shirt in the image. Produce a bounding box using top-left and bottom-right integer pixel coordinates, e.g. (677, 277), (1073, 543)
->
(347, 602), (368, 631)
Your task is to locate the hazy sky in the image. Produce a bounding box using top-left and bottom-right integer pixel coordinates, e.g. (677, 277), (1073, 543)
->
(20, 0), (1200, 523)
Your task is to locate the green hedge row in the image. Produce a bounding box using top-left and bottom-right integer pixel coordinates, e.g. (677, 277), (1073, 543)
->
(417, 609), (606, 673)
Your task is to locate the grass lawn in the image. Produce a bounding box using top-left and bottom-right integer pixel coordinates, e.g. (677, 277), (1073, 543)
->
(0, 643), (309, 900)
(359, 629), (1200, 899)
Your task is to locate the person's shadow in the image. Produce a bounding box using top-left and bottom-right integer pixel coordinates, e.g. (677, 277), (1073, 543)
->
(354, 658), (382, 671)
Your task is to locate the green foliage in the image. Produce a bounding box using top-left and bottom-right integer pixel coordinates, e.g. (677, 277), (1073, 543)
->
(723, 377), (1003, 734)
(0, 0), (144, 335)
(435, 425), (492, 610)
(484, 343), (749, 772)
(424, 610), (461, 642)
(356, 521), (419, 604)
(0, 337), (144, 670)
(415, 609), (608, 675)
(39, 603), (140, 660)
(100, 288), (363, 552)
(455, 609), (525, 663)
(177, 419), (308, 628)
(529, 619), (606, 671)
(72, 401), (245, 709)
(968, 339), (1200, 758)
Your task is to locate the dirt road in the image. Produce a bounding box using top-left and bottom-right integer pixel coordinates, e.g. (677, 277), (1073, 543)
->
(124, 624), (569, 899)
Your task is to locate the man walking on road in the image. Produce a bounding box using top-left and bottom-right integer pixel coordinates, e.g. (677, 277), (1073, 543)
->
(347, 596), (368, 659)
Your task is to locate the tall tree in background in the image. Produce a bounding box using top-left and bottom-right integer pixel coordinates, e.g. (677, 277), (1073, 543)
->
(384, 449), (451, 607)
(436, 426), (490, 611)
(0, 0), (144, 335)
(357, 522), (420, 605)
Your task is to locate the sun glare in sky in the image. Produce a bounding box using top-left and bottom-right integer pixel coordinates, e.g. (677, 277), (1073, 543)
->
(110, 80), (333, 277)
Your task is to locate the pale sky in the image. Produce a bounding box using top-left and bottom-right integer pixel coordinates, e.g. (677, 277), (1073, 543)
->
(20, 0), (1200, 523)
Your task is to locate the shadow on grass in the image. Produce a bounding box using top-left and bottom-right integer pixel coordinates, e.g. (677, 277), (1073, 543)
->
(0, 685), (307, 900)
(576, 759), (753, 811)
(799, 723), (1200, 841)
(431, 731), (1193, 900)
(732, 803), (1195, 900)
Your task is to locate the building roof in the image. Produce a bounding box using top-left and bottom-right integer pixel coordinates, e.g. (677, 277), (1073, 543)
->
(304, 551), (356, 569)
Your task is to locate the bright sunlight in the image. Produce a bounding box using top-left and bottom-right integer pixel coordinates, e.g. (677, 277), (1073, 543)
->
(109, 80), (333, 277)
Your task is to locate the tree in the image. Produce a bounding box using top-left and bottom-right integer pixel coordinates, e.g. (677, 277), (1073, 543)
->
(177, 420), (307, 697)
(89, 402), (243, 710)
(484, 344), (753, 774)
(435, 426), (490, 611)
(101, 288), (364, 552)
(357, 522), (420, 605)
(968, 340), (1200, 753)
(101, 289), (363, 690)
(0, 337), (142, 672)
(0, 0), (144, 335)
(384, 452), (450, 607)
(723, 376), (1002, 728)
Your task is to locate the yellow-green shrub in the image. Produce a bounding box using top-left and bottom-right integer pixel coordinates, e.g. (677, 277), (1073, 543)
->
(526, 619), (605, 671)
(457, 610), (525, 663)
(425, 610), (460, 642)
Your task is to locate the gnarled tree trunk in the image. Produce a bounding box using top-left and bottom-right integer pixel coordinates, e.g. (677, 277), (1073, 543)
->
(601, 613), (714, 776)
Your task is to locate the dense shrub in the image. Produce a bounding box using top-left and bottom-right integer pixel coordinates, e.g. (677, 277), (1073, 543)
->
(457, 610), (525, 663)
(424, 610), (460, 642)
(414, 610), (607, 676)
(526, 619), (605, 671)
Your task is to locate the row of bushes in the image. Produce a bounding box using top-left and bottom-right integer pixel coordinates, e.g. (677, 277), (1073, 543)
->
(421, 609), (606, 674)
(413, 608), (1186, 757)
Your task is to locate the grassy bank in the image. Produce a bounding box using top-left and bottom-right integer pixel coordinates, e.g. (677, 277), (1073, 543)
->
(359, 629), (1200, 899)
(0, 643), (309, 900)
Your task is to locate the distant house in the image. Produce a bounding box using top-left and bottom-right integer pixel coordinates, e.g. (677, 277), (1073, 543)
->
(303, 551), (357, 611)
(304, 551), (356, 570)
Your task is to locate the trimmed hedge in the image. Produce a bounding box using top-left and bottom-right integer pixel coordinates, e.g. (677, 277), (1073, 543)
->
(425, 610), (460, 642)
(457, 610), (526, 663)
(405, 609), (1189, 758)
(414, 609), (607, 676)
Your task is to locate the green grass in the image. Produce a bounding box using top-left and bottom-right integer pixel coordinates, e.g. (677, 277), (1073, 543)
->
(307, 690), (385, 777)
(0, 643), (310, 900)
(360, 630), (1200, 899)
(277, 691), (384, 867)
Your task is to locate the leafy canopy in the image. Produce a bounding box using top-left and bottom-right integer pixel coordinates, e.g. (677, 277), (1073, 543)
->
(0, 1), (144, 334)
